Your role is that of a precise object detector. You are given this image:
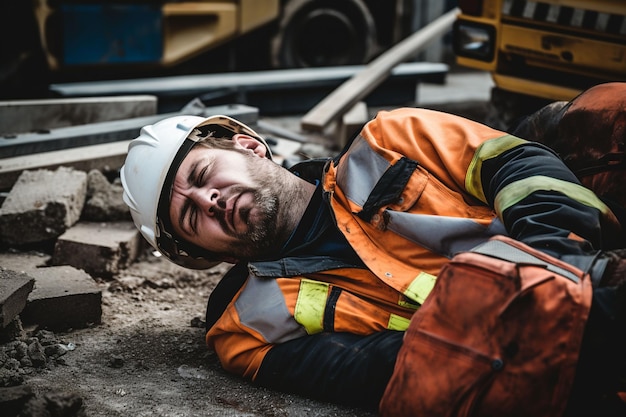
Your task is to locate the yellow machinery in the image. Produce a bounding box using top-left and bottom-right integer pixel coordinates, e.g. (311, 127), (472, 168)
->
(452, 0), (626, 124)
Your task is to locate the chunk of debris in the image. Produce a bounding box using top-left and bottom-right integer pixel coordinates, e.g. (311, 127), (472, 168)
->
(0, 385), (35, 416)
(81, 169), (131, 221)
(52, 221), (143, 278)
(20, 266), (102, 329)
(0, 318), (25, 344)
(108, 355), (124, 368)
(4, 388), (86, 417)
(0, 269), (35, 328)
(0, 167), (87, 245)
(1, 329), (77, 388)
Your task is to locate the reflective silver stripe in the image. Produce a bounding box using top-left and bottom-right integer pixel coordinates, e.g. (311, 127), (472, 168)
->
(596, 12), (610, 32)
(546, 4), (560, 23)
(502, 0), (514, 16)
(387, 211), (507, 258)
(471, 239), (580, 283)
(336, 136), (393, 208)
(522, 1), (537, 19)
(571, 8), (585, 27)
(502, 1), (626, 35)
(235, 276), (307, 343)
(337, 135), (507, 258)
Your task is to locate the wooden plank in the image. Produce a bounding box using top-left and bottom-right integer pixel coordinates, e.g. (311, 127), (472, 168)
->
(336, 102), (369, 148)
(300, 7), (459, 132)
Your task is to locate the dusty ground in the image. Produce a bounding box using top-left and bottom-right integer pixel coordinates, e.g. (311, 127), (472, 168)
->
(14, 248), (377, 417)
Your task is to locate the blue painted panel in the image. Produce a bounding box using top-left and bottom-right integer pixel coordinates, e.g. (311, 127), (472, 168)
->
(62, 4), (162, 65)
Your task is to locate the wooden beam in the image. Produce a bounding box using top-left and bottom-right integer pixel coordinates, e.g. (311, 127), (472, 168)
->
(336, 102), (369, 148)
(300, 7), (459, 132)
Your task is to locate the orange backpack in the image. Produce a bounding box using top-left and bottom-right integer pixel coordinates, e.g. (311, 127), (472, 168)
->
(380, 235), (592, 417)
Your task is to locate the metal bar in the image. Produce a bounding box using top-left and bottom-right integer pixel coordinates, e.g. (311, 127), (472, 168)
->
(50, 62), (448, 98)
(0, 104), (258, 158)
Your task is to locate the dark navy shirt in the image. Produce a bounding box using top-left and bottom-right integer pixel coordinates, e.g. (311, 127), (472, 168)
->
(279, 183), (363, 266)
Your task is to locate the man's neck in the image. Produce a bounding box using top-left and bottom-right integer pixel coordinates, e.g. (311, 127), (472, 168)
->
(275, 172), (317, 247)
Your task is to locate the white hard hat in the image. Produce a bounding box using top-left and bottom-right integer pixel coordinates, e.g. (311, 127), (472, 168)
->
(121, 114), (272, 269)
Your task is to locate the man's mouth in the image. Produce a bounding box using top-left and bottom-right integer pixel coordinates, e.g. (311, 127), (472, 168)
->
(229, 192), (252, 234)
(224, 194), (238, 234)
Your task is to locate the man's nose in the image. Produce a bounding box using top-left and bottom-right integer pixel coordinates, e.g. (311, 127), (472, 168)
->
(195, 188), (221, 215)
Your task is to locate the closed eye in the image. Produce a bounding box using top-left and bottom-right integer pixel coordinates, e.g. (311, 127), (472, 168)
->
(195, 165), (209, 187)
(189, 205), (198, 234)
(178, 155), (215, 236)
(179, 199), (198, 236)
(188, 159), (212, 188)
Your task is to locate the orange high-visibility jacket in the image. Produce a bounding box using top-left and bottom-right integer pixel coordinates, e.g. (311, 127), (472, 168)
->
(206, 108), (619, 381)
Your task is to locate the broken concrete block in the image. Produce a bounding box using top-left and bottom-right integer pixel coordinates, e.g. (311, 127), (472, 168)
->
(20, 266), (101, 329)
(0, 318), (25, 344)
(81, 169), (130, 221)
(0, 385), (35, 417)
(52, 221), (142, 278)
(0, 95), (157, 136)
(0, 167), (87, 245)
(0, 269), (35, 328)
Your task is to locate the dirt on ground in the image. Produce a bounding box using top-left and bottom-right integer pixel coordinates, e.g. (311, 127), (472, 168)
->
(3, 246), (377, 417)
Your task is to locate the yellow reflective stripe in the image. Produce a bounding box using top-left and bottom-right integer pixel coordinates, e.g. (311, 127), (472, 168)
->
(388, 314), (411, 331)
(398, 299), (420, 310)
(294, 279), (328, 335)
(494, 176), (613, 217)
(466, 135), (528, 203)
(404, 272), (437, 304)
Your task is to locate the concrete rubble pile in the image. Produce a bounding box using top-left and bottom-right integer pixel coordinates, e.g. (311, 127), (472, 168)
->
(0, 165), (138, 417)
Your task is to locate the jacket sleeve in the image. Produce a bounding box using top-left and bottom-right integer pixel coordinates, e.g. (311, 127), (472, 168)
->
(478, 141), (622, 257)
(207, 264), (404, 409)
(254, 330), (403, 411)
(367, 108), (621, 259)
(205, 263), (274, 379)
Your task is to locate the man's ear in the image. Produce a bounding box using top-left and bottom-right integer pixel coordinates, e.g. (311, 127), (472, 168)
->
(231, 134), (269, 158)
